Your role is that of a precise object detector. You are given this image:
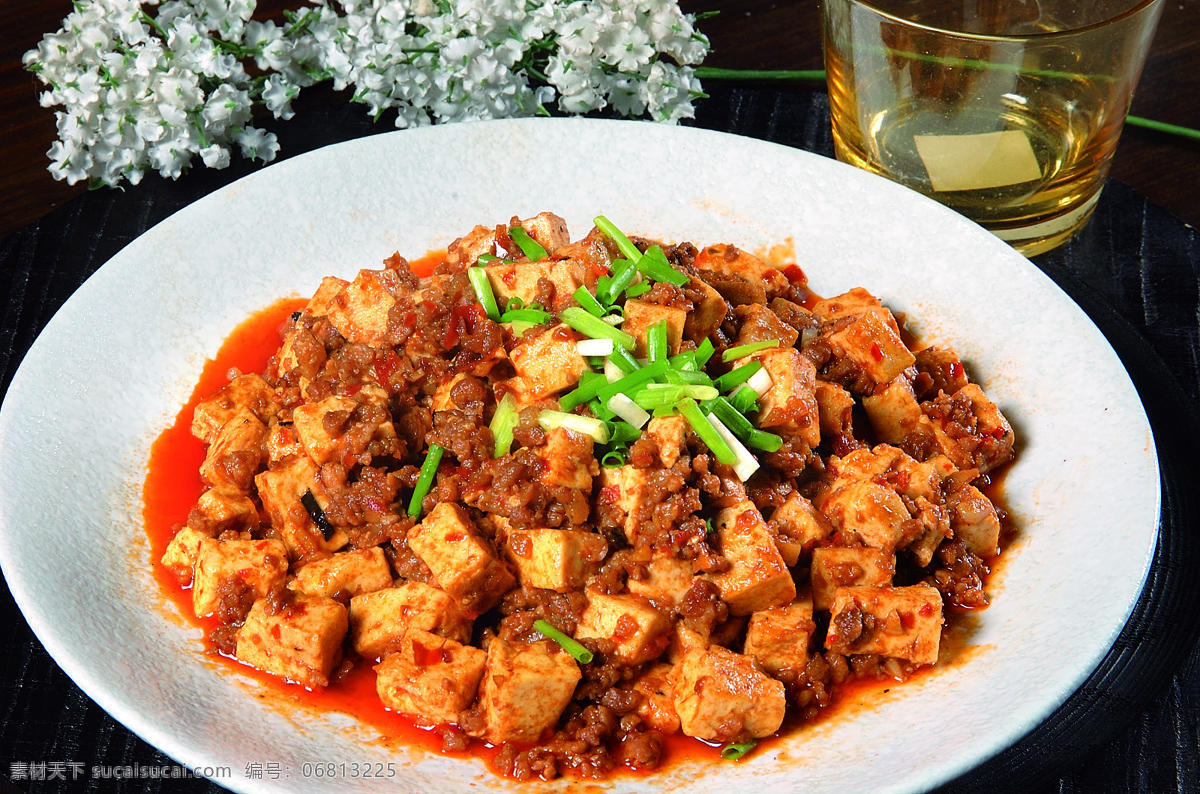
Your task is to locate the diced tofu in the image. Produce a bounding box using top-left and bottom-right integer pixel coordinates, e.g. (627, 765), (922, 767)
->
(235, 593), (348, 688)
(291, 394), (357, 465)
(682, 276), (727, 342)
(289, 547), (393, 599)
(375, 629), (488, 726)
(733, 347), (820, 447)
(575, 590), (672, 665)
(191, 373), (277, 444)
(734, 303), (799, 347)
(824, 308), (916, 386)
(445, 223), (502, 270)
(743, 599), (816, 682)
(811, 287), (882, 322)
(947, 482), (1002, 558)
(407, 502), (515, 615)
(514, 211), (571, 255)
(826, 585), (943, 666)
(643, 415), (689, 468)
(630, 663), (680, 734)
(265, 421), (304, 464)
(348, 580), (472, 658)
(255, 457), (348, 561)
(622, 299), (687, 358)
(485, 260), (593, 313)
(506, 324), (587, 402)
(187, 483), (259, 534)
(671, 646), (787, 743)
(160, 526), (212, 585)
(768, 491), (834, 564)
(475, 638), (581, 744)
(863, 376), (923, 445)
(692, 243), (790, 296)
(810, 546), (896, 611)
(597, 465), (650, 544)
(191, 537), (288, 619)
(199, 407), (267, 491)
(706, 500), (796, 615)
(815, 381), (856, 439)
(431, 372), (467, 412)
(666, 622), (710, 664)
(552, 225), (617, 276)
(305, 276), (349, 317)
(820, 479), (912, 552)
(626, 555), (695, 610)
(918, 383), (1015, 474)
(914, 345), (969, 397)
(537, 427), (597, 490)
(326, 268), (398, 346)
(504, 527), (607, 593)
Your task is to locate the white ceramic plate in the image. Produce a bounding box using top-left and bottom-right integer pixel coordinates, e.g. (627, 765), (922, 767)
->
(0, 118), (1159, 793)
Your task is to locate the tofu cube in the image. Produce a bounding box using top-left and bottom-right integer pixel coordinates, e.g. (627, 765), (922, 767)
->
(743, 599), (816, 682)
(348, 580), (472, 659)
(947, 482), (1002, 558)
(291, 394), (358, 465)
(734, 303), (799, 347)
(671, 646), (787, 743)
(863, 376), (923, 445)
(375, 628), (487, 726)
(622, 299), (687, 358)
(235, 593), (348, 688)
(920, 383), (1015, 474)
(767, 491), (833, 564)
(431, 372), (468, 412)
(811, 287), (882, 321)
(326, 268), (398, 346)
(255, 457), (348, 561)
(597, 465), (650, 544)
(160, 526), (212, 586)
(192, 537), (288, 619)
(485, 260), (593, 313)
(187, 484), (259, 534)
(626, 555), (695, 610)
(810, 546), (896, 611)
(199, 407), (267, 491)
(705, 501), (796, 615)
(826, 585), (943, 666)
(305, 276), (349, 317)
(630, 663), (680, 734)
(514, 211), (571, 255)
(692, 243), (790, 296)
(537, 426), (597, 490)
(643, 415), (689, 468)
(914, 345), (969, 397)
(815, 381), (856, 439)
(682, 277), (728, 343)
(824, 308), (916, 386)
(506, 324), (588, 401)
(265, 421), (304, 464)
(504, 528), (607, 593)
(574, 590), (672, 666)
(820, 479), (912, 552)
(407, 502), (515, 616)
(289, 547), (393, 599)
(733, 347), (820, 447)
(476, 638), (582, 744)
(191, 373), (277, 444)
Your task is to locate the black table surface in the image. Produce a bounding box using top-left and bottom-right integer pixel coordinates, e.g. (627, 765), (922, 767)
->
(2, 86), (1198, 793)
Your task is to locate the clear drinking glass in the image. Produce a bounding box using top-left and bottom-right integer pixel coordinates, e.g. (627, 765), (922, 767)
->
(822, 0), (1164, 255)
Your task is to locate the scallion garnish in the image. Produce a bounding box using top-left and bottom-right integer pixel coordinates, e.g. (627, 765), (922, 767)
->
(706, 410), (760, 481)
(624, 281), (652, 298)
(720, 740), (758, 761)
(537, 409), (611, 443)
(597, 258), (637, 305)
(534, 619), (594, 664)
(729, 384), (761, 414)
(407, 443), (444, 517)
(746, 366), (774, 396)
(634, 384), (718, 411)
(501, 307), (553, 325)
(721, 339), (781, 363)
(576, 337), (615, 357)
(646, 319), (669, 363)
(607, 393), (651, 428)
(594, 359), (671, 405)
(490, 392), (518, 458)
(635, 245), (689, 286)
(560, 307), (637, 350)
(607, 346), (641, 374)
(707, 396), (783, 453)
(573, 285), (607, 317)
(593, 215), (642, 262)
(508, 226), (548, 261)
(677, 398), (736, 465)
(663, 368), (713, 387)
(714, 361), (763, 393)
(467, 267), (501, 321)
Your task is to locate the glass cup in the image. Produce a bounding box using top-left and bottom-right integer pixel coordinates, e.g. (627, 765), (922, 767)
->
(822, 0), (1164, 256)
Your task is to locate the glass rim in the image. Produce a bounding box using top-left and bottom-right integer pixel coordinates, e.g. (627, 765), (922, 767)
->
(832, 0), (1164, 43)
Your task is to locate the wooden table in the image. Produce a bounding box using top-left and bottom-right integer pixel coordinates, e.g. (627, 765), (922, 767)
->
(2, 0), (1198, 242)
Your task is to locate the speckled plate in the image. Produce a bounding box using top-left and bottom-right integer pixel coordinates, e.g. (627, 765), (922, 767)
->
(0, 118), (1159, 793)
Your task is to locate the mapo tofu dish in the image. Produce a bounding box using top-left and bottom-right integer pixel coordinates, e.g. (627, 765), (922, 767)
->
(158, 212), (1015, 778)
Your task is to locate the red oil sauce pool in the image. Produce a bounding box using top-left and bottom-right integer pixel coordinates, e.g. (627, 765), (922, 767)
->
(141, 250), (995, 780)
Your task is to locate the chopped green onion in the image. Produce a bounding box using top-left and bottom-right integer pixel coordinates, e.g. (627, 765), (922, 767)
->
(478, 252), (511, 265)
(603, 357), (626, 384)
(533, 619), (593, 664)
(714, 361), (763, 393)
(506, 296), (524, 310)
(597, 258), (636, 305)
(468, 267), (501, 322)
(646, 320), (669, 364)
(508, 321), (537, 338)
(573, 286), (607, 317)
(490, 392), (519, 458)
(576, 337), (615, 357)
(635, 384), (719, 410)
(608, 347), (641, 375)
(677, 398), (736, 465)
(707, 410), (760, 481)
(693, 337), (716, 368)
(609, 421), (643, 448)
(561, 307), (637, 350)
(588, 398), (616, 422)
(624, 281), (652, 299)
(601, 450), (626, 467)
(721, 740), (758, 761)
(593, 215), (642, 262)
(636, 245), (689, 286)
(537, 409), (610, 443)
(730, 385), (761, 414)
(664, 368), (714, 387)
(595, 359), (671, 405)
(407, 443), (444, 517)
(747, 367), (774, 396)
(509, 226), (548, 261)
(707, 396), (783, 453)
(721, 339), (781, 363)
(607, 393), (651, 428)
(501, 307), (553, 325)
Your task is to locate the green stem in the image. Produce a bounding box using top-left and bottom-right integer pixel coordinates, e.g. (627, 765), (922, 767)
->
(697, 67), (1200, 144)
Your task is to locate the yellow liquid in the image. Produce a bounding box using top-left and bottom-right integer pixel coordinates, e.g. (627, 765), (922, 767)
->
(827, 57), (1123, 255)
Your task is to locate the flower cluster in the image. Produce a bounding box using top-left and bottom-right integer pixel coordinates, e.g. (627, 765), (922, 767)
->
(24, 0), (710, 188)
